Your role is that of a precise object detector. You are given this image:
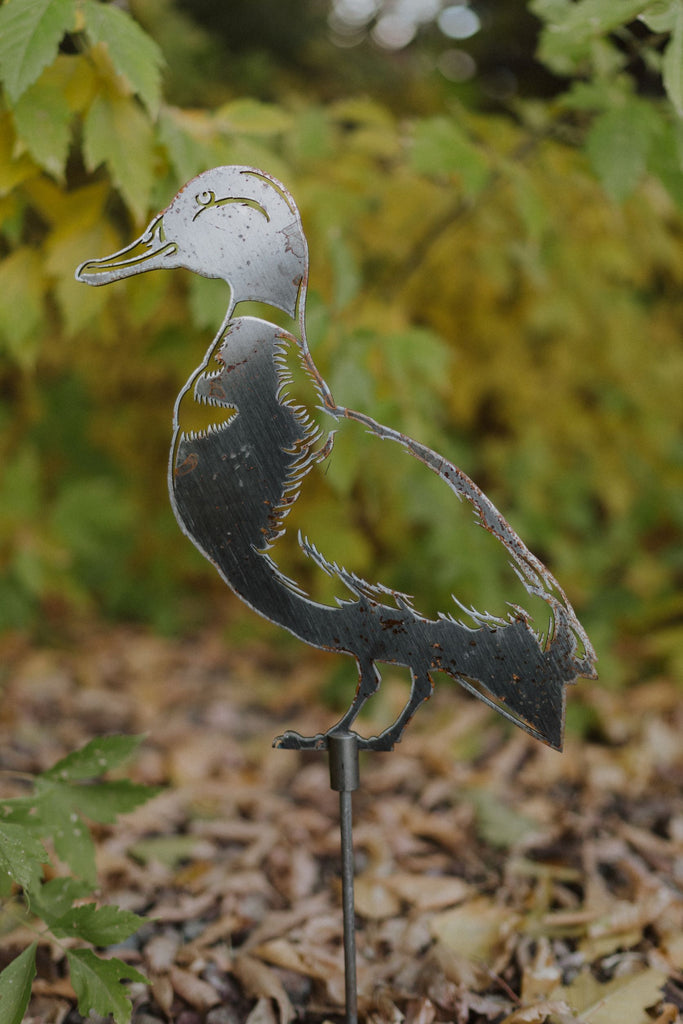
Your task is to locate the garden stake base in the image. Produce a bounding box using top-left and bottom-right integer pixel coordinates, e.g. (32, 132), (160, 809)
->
(328, 732), (361, 1024)
(276, 730), (363, 1024)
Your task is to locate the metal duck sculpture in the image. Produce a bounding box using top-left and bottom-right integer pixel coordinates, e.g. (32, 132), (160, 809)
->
(76, 166), (596, 752)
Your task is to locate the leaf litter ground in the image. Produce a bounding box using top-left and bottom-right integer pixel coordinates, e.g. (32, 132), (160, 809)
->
(0, 626), (682, 1024)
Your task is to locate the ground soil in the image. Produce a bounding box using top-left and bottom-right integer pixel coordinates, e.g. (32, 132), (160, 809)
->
(1, 625), (682, 1023)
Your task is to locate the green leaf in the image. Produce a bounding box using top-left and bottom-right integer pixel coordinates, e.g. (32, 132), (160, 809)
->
(639, 0), (678, 31)
(286, 105), (334, 163)
(0, 0), (75, 102)
(83, 92), (155, 221)
(50, 903), (146, 945)
(159, 107), (216, 183)
(532, 0), (652, 73)
(663, 0), (683, 115)
(29, 877), (93, 922)
(218, 98), (292, 136)
(467, 788), (539, 849)
(0, 448), (41, 528)
(33, 738), (155, 882)
(130, 834), (204, 868)
(42, 735), (144, 782)
(50, 477), (135, 584)
(648, 117), (683, 206)
(411, 117), (490, 196)
(0, 825), (46, 895)
(328, 233), (361, 311)
(559, 79), (619, 112)
(32, 784), (96, 883)
(188, 275), (230, 332)
(0, 943), (37, 1024)
(586, 101), (655, 200)
(0, 798), (37, 827)
(81, 0), (163, 117)
(53, 780), (160, 825)
(48, 808), (96, 884)
(12, 77), (73, 179)
(67, 949), (147, 1024)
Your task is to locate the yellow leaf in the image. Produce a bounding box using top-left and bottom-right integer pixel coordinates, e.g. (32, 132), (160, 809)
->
(578, 928), (644, 962)
(0, 248), (44, 365)
(430, 897), (517, 963)
(551, 966), (667, 1023)
(51, 53), (97, 113)
(24, 178), (108, 230)
(0, 111), (35, 195)
(45, 218), (119, 334)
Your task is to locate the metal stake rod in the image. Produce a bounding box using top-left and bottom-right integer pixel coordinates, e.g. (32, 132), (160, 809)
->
(328, 732), (360, 1024)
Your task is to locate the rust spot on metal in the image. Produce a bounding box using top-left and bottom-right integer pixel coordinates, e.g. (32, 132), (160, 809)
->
(207, 379), (227, 400)
(174, 452), (198, 477)
(224, 358), (249, 374)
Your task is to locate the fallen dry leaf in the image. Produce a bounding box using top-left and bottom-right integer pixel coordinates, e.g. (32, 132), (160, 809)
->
(430, 897), (518, 962)
(403, 996), (437, 1024)
(144, 930), (180, 972)
(386, 872), (470, 911)
(1, 628), (682, 1024)
(500, 1000), (574, 1023)
(551, 966), (668, 1024)
(355, 874), (402, 919)
(246, 996), (280, 1024)
(520, 938), (562, 1003)
(169, 965), (222, 1011)
(652, 1005), (680, 1024)
(233, 953), (297, 1024)
(251, 938), (312, 977)
(149, 974), (174, 1016)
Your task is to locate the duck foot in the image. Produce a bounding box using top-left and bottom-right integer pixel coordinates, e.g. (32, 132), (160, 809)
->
(360, 731), (399, 751)
(272, 730), (329, 750)
(273, 728), (400, 751)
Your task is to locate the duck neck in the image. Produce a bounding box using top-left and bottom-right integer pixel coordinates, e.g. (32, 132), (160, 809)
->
(172, 299), (236, 438)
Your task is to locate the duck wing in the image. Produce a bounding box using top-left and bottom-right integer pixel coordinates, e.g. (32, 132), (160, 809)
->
(271, 380), (594, 677)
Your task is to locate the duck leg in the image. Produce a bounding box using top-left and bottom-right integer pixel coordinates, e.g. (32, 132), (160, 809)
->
(273, 657), (381, 750)
(363, 668), (434, 751)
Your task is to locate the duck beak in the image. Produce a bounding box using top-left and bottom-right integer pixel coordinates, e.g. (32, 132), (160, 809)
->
(75, 215), (178, 285)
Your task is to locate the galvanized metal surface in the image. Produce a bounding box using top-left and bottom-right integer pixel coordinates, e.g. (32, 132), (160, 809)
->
(76, 166), (597, 753)
(328, 732), (360, 1024)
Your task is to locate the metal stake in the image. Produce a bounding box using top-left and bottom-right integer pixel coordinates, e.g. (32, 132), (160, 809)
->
(328, 732), (360, 1024)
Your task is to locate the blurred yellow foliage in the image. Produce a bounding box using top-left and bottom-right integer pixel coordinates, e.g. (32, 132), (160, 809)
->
(0, 1), (680, 691)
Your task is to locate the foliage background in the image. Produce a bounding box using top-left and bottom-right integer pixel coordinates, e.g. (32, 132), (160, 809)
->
(0, 0), (681, 699)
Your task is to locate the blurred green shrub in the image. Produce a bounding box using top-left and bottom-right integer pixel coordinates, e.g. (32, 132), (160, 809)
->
(0, 735), (157, 1024)
(0, 0), (680, 684)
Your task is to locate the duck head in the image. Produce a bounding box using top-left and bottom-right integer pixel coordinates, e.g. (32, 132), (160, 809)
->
(75, 166), (308, 318)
